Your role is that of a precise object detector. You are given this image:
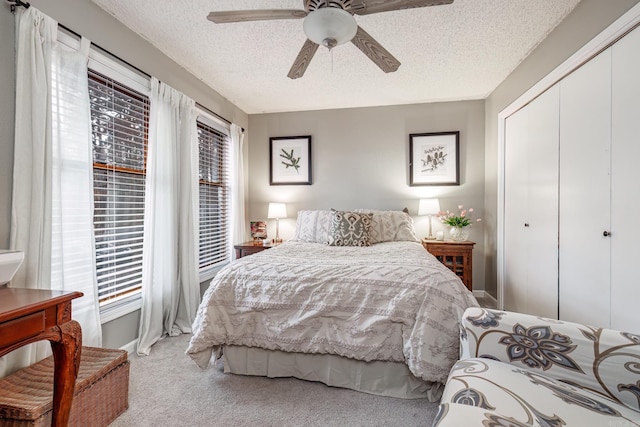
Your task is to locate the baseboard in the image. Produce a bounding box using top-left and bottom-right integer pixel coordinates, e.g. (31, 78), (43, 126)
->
(472, 290), (498, 306)
(120, 339), (137, 355)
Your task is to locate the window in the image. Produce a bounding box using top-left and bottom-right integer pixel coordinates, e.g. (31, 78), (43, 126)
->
(89, 69), (149, 307)
(197, 119), (230, 276)
(54, 30), (234, 321)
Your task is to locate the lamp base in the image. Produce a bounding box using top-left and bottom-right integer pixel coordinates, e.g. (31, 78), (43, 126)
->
(424, 235), (437, 240)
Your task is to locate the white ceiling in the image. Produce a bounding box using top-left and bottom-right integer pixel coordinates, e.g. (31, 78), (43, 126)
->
(91, 0), (581, 114)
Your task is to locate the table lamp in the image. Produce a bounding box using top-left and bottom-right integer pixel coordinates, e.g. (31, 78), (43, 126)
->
(267, 203), (287, 244)
(418, 198), (441, 240)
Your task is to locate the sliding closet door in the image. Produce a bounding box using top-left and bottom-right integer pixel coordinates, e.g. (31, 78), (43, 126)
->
(559, 50), (611, 327)
(504, 86), (559, 318)
(611, 25), (640, 334)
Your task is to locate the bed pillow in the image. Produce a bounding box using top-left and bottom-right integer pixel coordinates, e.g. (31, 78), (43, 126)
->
(353, 209), (419, 243)
(327, 211), (373, 247)
(292, 210), (333, 243)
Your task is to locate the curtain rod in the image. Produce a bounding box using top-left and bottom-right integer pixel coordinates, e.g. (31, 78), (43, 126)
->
(20, 16), (243, 132)
(196, 102), (244, 132)
(58, 25), (242, 132)
(8, 0), (30, 13)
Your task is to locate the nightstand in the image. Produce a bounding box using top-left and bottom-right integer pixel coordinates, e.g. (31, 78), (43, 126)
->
(422, 240), (475, 291)
(234, 241), (275, 259)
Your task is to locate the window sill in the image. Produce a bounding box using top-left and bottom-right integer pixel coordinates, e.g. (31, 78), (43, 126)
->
(100, 295), (142, 324)
(199, 263), (226, 283)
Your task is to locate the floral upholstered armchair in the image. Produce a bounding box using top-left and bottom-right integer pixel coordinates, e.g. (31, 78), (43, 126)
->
(434, 307), (640, 426)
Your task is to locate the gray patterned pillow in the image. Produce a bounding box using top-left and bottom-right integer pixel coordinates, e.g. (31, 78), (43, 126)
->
(327, 211), (373, 247)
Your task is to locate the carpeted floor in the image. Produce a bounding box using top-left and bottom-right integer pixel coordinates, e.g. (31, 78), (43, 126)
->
(110, 334), (439, 427)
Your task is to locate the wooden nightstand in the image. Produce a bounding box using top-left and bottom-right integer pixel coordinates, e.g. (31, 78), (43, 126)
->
(422, 240), (475, 291)
(234, 241), (275, 259)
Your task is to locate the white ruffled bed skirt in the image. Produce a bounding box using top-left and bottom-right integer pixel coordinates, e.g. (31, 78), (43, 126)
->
(221, 345), (444, 401)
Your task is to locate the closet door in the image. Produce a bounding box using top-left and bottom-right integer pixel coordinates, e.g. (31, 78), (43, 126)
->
(559, 50), (611, 327)
(525, 86), (559, 318)
(504, 103), (530, 314)
(611, 25), (640, 334)
(504, 86), (559, 318)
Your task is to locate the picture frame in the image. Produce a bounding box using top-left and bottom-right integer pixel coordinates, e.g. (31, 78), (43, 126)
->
(269, 135), (312, 185)
(409, 131), (460, 186)
(250, 221), (267, 240)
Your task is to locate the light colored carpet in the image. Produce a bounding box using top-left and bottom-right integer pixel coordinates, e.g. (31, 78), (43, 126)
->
(110, 334), (439, 427)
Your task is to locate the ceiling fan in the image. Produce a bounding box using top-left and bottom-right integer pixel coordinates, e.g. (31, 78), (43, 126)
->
(207, 0), (454, 79)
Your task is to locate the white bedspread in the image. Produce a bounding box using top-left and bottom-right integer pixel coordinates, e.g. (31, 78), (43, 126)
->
(187, 241), (478, 383)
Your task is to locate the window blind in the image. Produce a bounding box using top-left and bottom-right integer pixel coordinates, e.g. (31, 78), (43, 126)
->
(89, 69), (149, 306)
(197, 121), (230, 272)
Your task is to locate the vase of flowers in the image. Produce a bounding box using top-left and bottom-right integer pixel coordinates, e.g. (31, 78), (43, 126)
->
(448, 226), (469, 242)
(437, 205), (481, 241)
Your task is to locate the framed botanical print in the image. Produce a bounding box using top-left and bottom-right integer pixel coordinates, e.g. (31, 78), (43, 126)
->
(409, 131), (460, 186)
(269, 135), (312, 185)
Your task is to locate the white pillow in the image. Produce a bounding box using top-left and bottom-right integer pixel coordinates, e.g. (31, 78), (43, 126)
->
(292, 210), (333, 243)
(353, 209), (419, 243)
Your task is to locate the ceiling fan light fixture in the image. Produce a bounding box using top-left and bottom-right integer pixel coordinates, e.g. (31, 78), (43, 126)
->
(303, 7), (357, 49)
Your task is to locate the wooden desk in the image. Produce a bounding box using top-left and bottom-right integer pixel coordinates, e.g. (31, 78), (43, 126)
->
(0, 288), (83, 427)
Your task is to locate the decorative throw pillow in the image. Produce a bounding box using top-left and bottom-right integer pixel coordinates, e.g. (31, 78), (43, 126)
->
(354, 209), (419, 243)
(292, 210), (333, 243)
(327, 211), (373, 247)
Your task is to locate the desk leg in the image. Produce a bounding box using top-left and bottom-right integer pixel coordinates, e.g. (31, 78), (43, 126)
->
(49, 320), (82, 427)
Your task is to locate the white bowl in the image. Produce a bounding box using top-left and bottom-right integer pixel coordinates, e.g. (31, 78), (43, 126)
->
(0, 250), (24, 285)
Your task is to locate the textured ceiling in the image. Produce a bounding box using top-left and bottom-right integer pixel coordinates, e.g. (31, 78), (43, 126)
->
(91, 0), (581, 114)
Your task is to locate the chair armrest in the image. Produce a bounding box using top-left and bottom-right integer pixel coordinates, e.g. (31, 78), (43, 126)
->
(459, 307), (640, 413)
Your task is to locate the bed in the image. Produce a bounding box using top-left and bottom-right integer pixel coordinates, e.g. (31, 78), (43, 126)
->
(186, 209), (478, 401)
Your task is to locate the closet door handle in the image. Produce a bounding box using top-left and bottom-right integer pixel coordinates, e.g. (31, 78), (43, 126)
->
(603, 231), (611, 237)
(524, 223), (530, 227)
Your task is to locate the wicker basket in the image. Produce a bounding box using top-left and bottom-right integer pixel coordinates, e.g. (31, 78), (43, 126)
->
(0, 347), (129, 427)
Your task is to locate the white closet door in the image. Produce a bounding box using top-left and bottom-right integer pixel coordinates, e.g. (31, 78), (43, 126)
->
(504, 105), (530, 314)
(525, 86), (559, 319)
(559, 50), (612, 327)
(611, 25), (640, 334)
(504, 86), (559, 318)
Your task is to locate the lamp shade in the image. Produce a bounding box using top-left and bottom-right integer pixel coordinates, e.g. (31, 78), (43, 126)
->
(303, 8), (357, 48)
(418, 198), (441, 216)
(267, 203), (287, 219)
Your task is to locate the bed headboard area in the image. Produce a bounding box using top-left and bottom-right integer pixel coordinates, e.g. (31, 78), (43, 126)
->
(292, 209), (418, 247)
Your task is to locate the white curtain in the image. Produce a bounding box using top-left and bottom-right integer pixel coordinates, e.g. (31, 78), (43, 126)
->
(2, 7), (101, 377)
(50, 37), (102, 348)
(230, 123), (246, 259)
(137, 78), (199, 356)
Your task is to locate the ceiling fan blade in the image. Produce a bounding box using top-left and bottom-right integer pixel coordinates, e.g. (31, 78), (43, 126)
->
(351, 26), (400, 73)
(207, 9), (307, 24)
(288, 39), (320, 79)
(350, 0), (453, 15)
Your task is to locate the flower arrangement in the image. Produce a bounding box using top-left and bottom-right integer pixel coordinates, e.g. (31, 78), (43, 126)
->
(437, 205), (481, 228)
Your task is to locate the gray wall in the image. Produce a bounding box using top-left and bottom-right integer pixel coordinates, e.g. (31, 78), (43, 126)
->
(0, 0), (249, 349)
(482, 0), (640, 297)
(248, 101), (487, 291)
